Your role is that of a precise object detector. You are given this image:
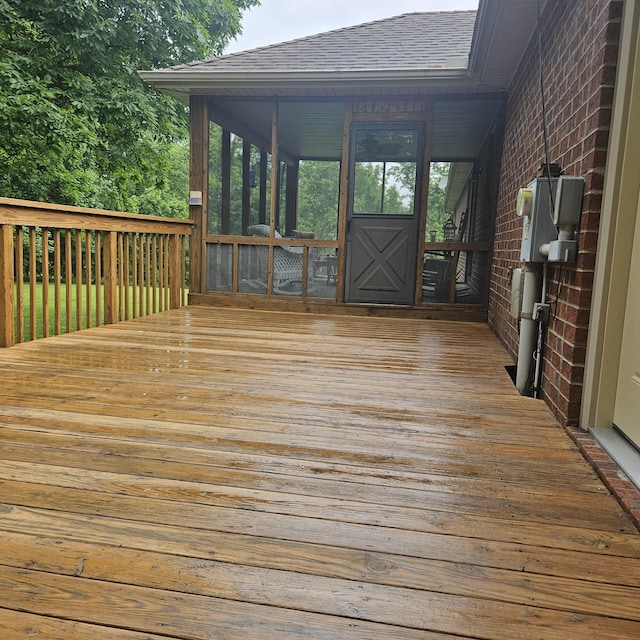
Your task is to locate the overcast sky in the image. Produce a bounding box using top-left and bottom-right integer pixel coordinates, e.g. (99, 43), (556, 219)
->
(226, 0), (479, 53)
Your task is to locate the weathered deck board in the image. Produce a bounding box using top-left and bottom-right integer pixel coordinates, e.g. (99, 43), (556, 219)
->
(0, 307), (639, 639)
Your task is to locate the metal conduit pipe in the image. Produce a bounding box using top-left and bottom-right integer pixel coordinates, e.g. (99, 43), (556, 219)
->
(516, 262), (543, 394)
(532, 262), (549, 398)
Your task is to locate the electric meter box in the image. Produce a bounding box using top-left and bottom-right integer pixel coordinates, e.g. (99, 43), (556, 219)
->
(553, 176), (584, 226)
(519, 178), (558, 263)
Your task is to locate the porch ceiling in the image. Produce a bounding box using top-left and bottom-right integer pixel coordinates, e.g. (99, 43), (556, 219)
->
(139, 3), (538, 163)
(211, 96), (504, 161)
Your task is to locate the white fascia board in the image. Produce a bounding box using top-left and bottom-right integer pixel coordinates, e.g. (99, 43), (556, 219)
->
(138, 68), (472, 92)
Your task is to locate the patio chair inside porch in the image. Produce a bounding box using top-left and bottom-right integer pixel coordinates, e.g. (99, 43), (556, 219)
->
(247, 224), (316, 294)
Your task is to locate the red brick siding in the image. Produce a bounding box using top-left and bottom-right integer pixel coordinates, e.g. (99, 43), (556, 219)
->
(489, 0), (623, 425)
(566, 427), (640, 531)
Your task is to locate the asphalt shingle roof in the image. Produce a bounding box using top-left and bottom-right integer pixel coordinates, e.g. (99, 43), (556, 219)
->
(169, 11), (477, 74)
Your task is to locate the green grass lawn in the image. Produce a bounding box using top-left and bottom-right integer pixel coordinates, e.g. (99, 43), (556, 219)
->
(15, 282), (102, 340)
(14, 282), (184, 341)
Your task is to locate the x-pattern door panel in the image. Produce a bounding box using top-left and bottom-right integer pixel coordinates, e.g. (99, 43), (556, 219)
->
(347, 218), (415, 303)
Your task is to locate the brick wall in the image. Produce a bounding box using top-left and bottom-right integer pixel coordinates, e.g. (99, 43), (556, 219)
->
(488, 0), (623, 425)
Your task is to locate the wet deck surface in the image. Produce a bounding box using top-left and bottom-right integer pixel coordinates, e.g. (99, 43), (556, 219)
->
(0, 306), (639, 639)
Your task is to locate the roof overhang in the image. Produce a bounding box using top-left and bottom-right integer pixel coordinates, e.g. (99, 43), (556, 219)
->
(138, 68), (474, 103)
(445, 162), (474, 213)
(137, 5), (513, 162)
(469, 0), (549, 88)
(140, 1), (547, 100)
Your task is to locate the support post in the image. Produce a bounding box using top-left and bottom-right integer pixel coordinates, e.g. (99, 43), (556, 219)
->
(242, 139), (252, 234)
(336, 102), (354, 302)
(259, 150), (268, 224)
(0, 225), (15, 347)
(189, 96), (208, 294)
(103, 231), (118, 325)
(285, 161), (299, 236)
(221, 130), (231, 235)
(169, 235), (182, 309)
(267, 100), (279, 295)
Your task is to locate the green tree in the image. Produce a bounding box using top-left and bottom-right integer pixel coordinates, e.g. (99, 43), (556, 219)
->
(298, 161), (340, 240)
(425, 162), (450, 240)
(353, 162), (413, 215)
(134, 138), (190, 218)
(207, 127), (263, 233)
(353, 163), (384, 213)
(0, 0), (258, 212)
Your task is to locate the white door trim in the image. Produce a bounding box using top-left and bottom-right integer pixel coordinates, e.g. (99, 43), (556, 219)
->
(581, 0), (640, 429)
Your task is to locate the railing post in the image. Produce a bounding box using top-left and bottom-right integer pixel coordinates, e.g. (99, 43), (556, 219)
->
(0, 225), (15, 347)
(169, 234), (182, 309)
(103, 231), (118, 325)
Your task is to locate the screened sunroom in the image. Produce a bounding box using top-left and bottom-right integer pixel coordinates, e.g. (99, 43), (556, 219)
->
(141, 11), (507, 318)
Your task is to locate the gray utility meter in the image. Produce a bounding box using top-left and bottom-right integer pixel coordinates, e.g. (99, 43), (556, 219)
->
(517, 176), (584, 263)
(517, 178), (557, 263)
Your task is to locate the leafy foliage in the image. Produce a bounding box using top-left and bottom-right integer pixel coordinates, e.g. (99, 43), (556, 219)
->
(207, 130), (268, 234)
(209, 151), (450, 242)
(353, 162), (413, 215)
(0, 0), (258, 214)
(298, 161), (340, 240)
(425, 162), (450, 240)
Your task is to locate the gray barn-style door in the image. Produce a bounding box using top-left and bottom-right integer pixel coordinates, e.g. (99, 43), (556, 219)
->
(344, 125), (423, 304)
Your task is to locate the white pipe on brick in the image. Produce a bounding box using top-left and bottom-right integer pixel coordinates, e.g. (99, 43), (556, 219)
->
(516, 262), (542, 394)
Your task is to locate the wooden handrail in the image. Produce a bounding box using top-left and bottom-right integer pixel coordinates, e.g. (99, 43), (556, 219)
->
(0, 198), (192, 347)
(0, 197), (192, 234)
(203, 233), (338, 249)
(201, 234), (338, 298)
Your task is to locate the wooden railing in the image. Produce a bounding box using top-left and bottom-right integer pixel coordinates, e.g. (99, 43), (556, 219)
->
(421, 241), (491, 305)
(203, 234), (339, 298)
(0, 198), (192, 347)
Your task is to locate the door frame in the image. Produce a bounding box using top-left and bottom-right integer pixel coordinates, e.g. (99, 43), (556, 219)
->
(613, 192), (640, 441)
(582, 0), (640, 429)
(336, 100), (433, 306)
(344, 122), (425, 305)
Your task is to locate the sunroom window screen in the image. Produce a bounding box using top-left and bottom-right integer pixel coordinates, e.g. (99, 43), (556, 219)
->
(352, 129), (419, 215)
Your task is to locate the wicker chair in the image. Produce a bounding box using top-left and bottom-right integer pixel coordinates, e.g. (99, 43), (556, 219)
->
(247, 225), (315, 293)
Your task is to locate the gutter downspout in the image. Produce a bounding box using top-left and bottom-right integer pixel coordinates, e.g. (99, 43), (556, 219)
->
(516, 262), (542, 394)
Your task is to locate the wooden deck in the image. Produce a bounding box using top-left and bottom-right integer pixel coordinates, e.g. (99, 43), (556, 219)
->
(0, 306), (639, 639)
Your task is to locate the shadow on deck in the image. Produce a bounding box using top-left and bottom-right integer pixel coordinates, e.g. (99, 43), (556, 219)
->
(0, 307), (639, 639)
